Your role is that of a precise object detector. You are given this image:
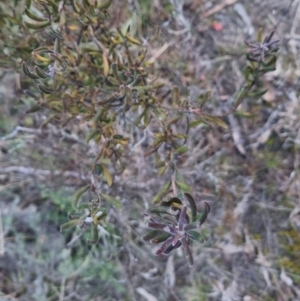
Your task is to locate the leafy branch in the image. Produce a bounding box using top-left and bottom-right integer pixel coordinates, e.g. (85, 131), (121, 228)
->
(20, 0), (281, 266)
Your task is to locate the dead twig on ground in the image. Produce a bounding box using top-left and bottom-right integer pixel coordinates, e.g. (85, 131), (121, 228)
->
(1, 166), (87, 180)
(201, 0), (240, 18)
(0, 126), (86, 145)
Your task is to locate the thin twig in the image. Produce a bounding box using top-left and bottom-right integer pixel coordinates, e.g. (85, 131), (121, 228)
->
(1, 166), (87, 180)
(201, 0), (239, 18)
(0, 125), (86, 145)
(0, 209), (4, 256)
(148, 40), (177, 64)
(170, 150), (177, 196)
(289, 0), (300, 72)
(171, 172), (177, 197)
(59, 278), (66, 301)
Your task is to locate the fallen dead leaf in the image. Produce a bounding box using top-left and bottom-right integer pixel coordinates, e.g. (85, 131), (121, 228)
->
(262, 84), (276, 102)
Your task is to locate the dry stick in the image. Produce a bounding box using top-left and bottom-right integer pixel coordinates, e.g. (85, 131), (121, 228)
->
(148, 41), (176, 64)
(170, 150), (177, 197)
(1, 166), (87, 180)
(136, 288), (158, 301)
(117, 257), (138, 301)
(0, 125), (86, 145)
(201, 0), (239, 18)
(289, 0), (300, 71)
(0, 209), (4, 256)
(171, 172), (177, 197)
(59, 277), (66, 301)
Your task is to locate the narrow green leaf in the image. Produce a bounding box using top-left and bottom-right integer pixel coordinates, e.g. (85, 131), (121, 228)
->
(150, 233), (171, 244)
(203, 114), (228, 129)
(244, 65), (254, 81)
(24, 7), (47, 22)
(72, 185), (90, 210)
(111, 63), (122, 83)
(134, 85), (159, 93)
(93, 210), (107, 225)
(257, 28), (263, 43)
(100, 193), (122, 209)
(197, 202), (210, 225)
(142, 111), (151, 129)
(184, 193), (197, 222)
(83, 0), (91, 8)
(176, 145), (188, 155)
(155, 161), (166, 168)
(189, 118), (205, 128)
(262, 55), (276, 67)
(135, 48), (147, 66)
(152, 181), (171, 204)
(47, 27), (63, 39)
(85, 129), (98, 144)
(234, 84), (251, 109)
(170, 139), (180, 150)
(187, 230), (204, 244)
(87, 222), (99, 245)
(40, 114), (56, 129)
(161, 197), (182, 209)
(175, 181), (191, 193)
(77, 203), (90, 210)
(102, 53), (109, 76)
(162, 215), (177, 224)
(172, 86), (179, 106)
(49, 53), (68, 70)
(100, 163), (113, 186)
(158, 165), (168, 176)
(199, 91), (211, 109)
(60, 219), (78, 232)
(144, 146), (161, 157)
(184, 222), (199, 231)
(47, 0), (58, 14)
(181, 238), (193, 266)
(234, 111), (253, 118)
(148, 206), (173, 215)
(26, 104), (41, 113)
(104, 76), (119, 87)
(24, 20), (50, 30)
(248, 89), (268, 98)
(166, 116), (180, 127)
(131, 75), (142, 86)
(93, 163), (102, 177)
(22, 62), (39, 79)
(142, 230), (163, 241)
(34, 66), (50, 78)
(25, 0), (32, 8)
(38, 84), (56, 94)
(68, 213), (81, 220)
(32, 46), (54, 54)
(260, 66), (276, 72)
(134, 108), (147, 126)
(94, 209), (107, 220)
(98, 0), (113, 9)
(125, 34), (143, 46)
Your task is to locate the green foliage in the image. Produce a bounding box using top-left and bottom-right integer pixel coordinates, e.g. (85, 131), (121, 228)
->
(0, 0), (281, 271)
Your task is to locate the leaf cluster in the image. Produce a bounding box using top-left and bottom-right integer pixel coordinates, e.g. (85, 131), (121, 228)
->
(143, 193), (210, 266)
